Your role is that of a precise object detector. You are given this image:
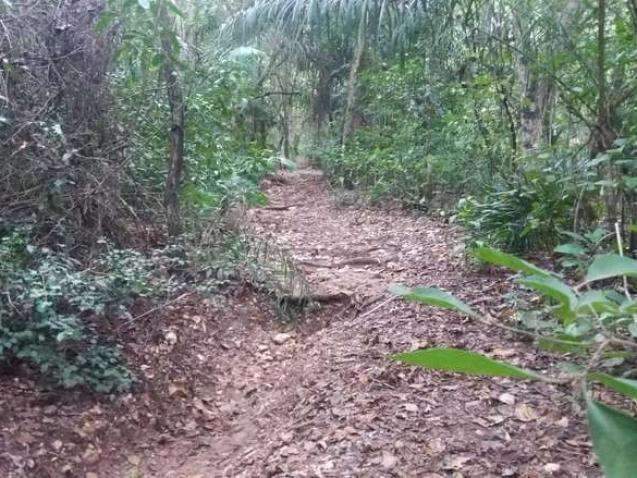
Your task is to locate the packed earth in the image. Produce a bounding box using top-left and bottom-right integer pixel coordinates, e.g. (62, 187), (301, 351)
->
(1, 170), (599, 477)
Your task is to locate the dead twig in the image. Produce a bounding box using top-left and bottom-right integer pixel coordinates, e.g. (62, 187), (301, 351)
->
(119, 292), (194, 330)
(299, 256), (390, 269)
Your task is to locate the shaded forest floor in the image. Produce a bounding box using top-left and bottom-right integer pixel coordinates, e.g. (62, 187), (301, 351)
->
(1, 170), (598, 477)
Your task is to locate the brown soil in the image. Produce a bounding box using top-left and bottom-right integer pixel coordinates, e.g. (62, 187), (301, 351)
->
(1, 169), (598, 477)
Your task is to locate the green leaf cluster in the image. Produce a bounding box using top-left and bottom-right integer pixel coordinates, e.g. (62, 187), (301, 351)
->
(392, 247), (637, 477)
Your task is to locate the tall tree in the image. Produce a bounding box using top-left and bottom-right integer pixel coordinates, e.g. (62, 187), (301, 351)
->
(158, 1), (185, 236)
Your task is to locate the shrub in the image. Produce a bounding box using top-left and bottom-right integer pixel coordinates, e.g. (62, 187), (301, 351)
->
(554, 228), (614, 276)
(0, 227), (157, 392)
(456, 169), (574, 252)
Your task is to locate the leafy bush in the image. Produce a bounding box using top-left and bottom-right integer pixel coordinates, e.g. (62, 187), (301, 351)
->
(555, 228), (613, 276)
(457, 170), (574, 252)
(317, 58), (508, 211)
(113, 39), (277, 220)
(0, 228), (160, 392)
(392, 247), (637, 477)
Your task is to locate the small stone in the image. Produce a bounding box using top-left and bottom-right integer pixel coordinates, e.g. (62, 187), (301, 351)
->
(272, 333), (292, 345)
(381, 451), (398, 469)
(498, 393), (516, 405)
(127, 454), (141, 466)
(544, 463), (561, 473)
(164, 331), (178, 345)
(52, 440), (63, 451)
(86, 473), (99, 478)
(404, 403), (419, 413)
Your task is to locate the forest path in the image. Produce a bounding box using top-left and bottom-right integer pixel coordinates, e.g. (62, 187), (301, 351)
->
(148, 169), (595, 477)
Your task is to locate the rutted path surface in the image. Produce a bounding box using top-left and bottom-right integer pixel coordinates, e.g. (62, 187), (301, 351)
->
(149, 170), (597, 477)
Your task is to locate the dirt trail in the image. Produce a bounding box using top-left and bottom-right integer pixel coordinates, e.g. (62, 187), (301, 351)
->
(147, 170), (597, 477)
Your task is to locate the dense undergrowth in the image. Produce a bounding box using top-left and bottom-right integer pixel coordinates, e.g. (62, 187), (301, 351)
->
(0, 0), (283, 391)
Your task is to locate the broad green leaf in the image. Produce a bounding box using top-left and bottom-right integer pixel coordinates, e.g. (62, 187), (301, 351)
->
(390, 285), (476, 317)
(554, 243), (586, 256)
(595, 179), (617, 188)
(559, 230), (586, 242)
(620, 299), (637, 314)
(586, 255), (637, 282)
(473, 247), (551, 277)
(537, 337), (588, 354)
(518, 275), (577, 323)
(577, 290), (619, 314)
(393, 348), (541, 379)
(589, 373), (637, 400)
(587, 399), (637, 477)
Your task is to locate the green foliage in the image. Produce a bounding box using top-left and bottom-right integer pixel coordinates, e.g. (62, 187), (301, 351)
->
(587, 400), (637, 478)
(555, 228), (612, 275)
(473, 246), (553, 277)
(457, 169), (574, 252)
(393, 348), (541, 380)
(318, 57), (511, 210)
(0, 228), (162, 392)
(588, 373), (637, 401)
(389, 284), (477, 318)
(392, 247), (637, 476)
(586, 254), (637, 282)
(104, 0), (277, 222)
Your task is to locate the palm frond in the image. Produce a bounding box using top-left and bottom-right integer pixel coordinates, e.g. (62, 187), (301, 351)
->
(221, 0), (437, 53)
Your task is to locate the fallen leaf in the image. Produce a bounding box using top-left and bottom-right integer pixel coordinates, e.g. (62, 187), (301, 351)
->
(514, 403), (538, 422)
(168, 383), (188, 397)
(427, 438), (445, 454)
(192, 397), (215, 420)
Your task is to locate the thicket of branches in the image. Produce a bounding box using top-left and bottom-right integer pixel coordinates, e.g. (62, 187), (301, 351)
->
(0, 1), (141, 248)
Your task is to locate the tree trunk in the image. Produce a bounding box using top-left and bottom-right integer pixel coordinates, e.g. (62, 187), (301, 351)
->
(592, 0), (616, 154)
(160, 3), (185, 237)
(341, 11), (366, 147)
(312, 66), (332, 143)
(591, 0), (620, 232)
(520, 74), (553, 152)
